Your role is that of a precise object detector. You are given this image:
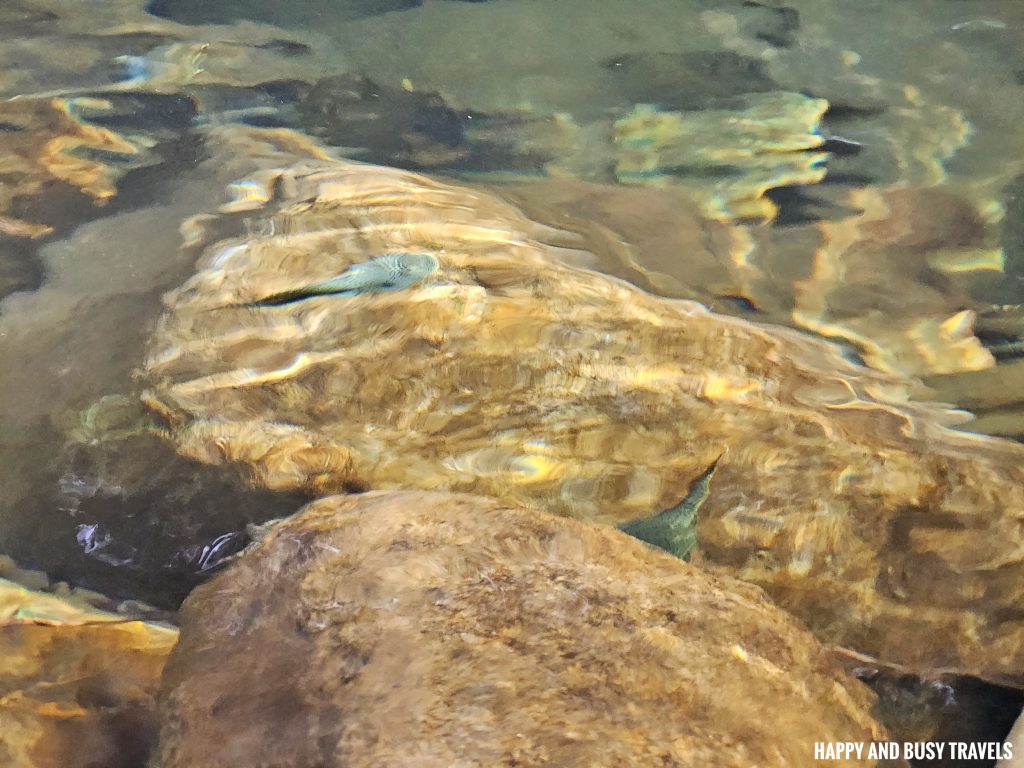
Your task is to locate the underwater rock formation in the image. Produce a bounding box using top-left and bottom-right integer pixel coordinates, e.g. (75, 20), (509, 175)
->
(154, 491), (889, 768)
(0, 97), (163, 239)
(808, 186), (994, 380)
(0, 92), (197, 305)
(0, 0), (340, 300)
(612, 92), (830, 222)
(140, 156), (1024, 684)
(767, 185), (997, 377)
(0, 571), (176, 768)
(496, 178), (999, 379)
(0, 127), (338, 611)
(5, 422), (305, 608)
(698, 183), (998, 378)
(0, 0), (360, 157)
(854, 667), (1023, 760)
(700, 0), (1020, 209)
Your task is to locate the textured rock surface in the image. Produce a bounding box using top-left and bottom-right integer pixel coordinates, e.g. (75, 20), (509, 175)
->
(0, 573), (177, 768)
(155, 490), (889, 768)
(140, 157), (1024, 683)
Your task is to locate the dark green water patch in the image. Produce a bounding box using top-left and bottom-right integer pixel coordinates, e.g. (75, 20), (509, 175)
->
(600, 50), (778, 110)
(298, 73), (559, 173)
(969, 172), (1024, 306)
(860, 668), (1024, 768)
(298, 74), (464, 166)
(998, 172), (1024, 301)
(146, 0), (423, 26)
(0, 238), (43, 302)
(1, 428), (310, 609)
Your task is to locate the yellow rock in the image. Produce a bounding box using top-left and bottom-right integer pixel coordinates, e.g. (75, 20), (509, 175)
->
(0, 575), (176, 768)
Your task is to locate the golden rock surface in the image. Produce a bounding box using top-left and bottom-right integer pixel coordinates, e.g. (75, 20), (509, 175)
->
(141, 158), (1024, 683)
(0, 573), (177, 768)
(155, 490), (889, 768)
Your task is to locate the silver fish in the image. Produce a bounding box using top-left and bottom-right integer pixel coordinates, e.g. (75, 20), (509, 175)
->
(256, 251), (439, 306)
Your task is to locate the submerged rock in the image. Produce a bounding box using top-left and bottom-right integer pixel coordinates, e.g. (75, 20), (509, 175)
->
(758, 185), (997, 377)
(154, 490), (889, 768)
(701, 0), (1017, 211)
(0, 96), (165, 240)
(3, 427), (304, 608)
(851, 667), (1023, 763)
(140, 155), (1024, 683)
(715, 184), (998, 378)
(0, 0), (331, 306)
(612, 92), (830, 222)
(0, 0), (329, 101)
(0, 572), (176, 768)
(0, 126), (330, 609)
(497, 178), (999, 379)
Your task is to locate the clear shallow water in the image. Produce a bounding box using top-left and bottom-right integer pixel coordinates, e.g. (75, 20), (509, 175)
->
(3, 1), (1024, 765)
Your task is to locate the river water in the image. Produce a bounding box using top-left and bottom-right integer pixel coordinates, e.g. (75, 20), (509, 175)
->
(3, 1), (1024, 766)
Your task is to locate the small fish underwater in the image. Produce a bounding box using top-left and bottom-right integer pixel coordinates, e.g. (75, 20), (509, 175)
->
(253, 251), (439, 306)
(619, 456), (720, 561)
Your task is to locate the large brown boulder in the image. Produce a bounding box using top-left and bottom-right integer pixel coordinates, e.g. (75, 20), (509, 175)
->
(140, 156), (1024, 683)
(154, 491), (889, 768)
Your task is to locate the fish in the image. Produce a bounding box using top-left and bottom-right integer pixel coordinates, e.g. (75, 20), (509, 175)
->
(619, 456), (720, 561)
(254, 251), (439, 306)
